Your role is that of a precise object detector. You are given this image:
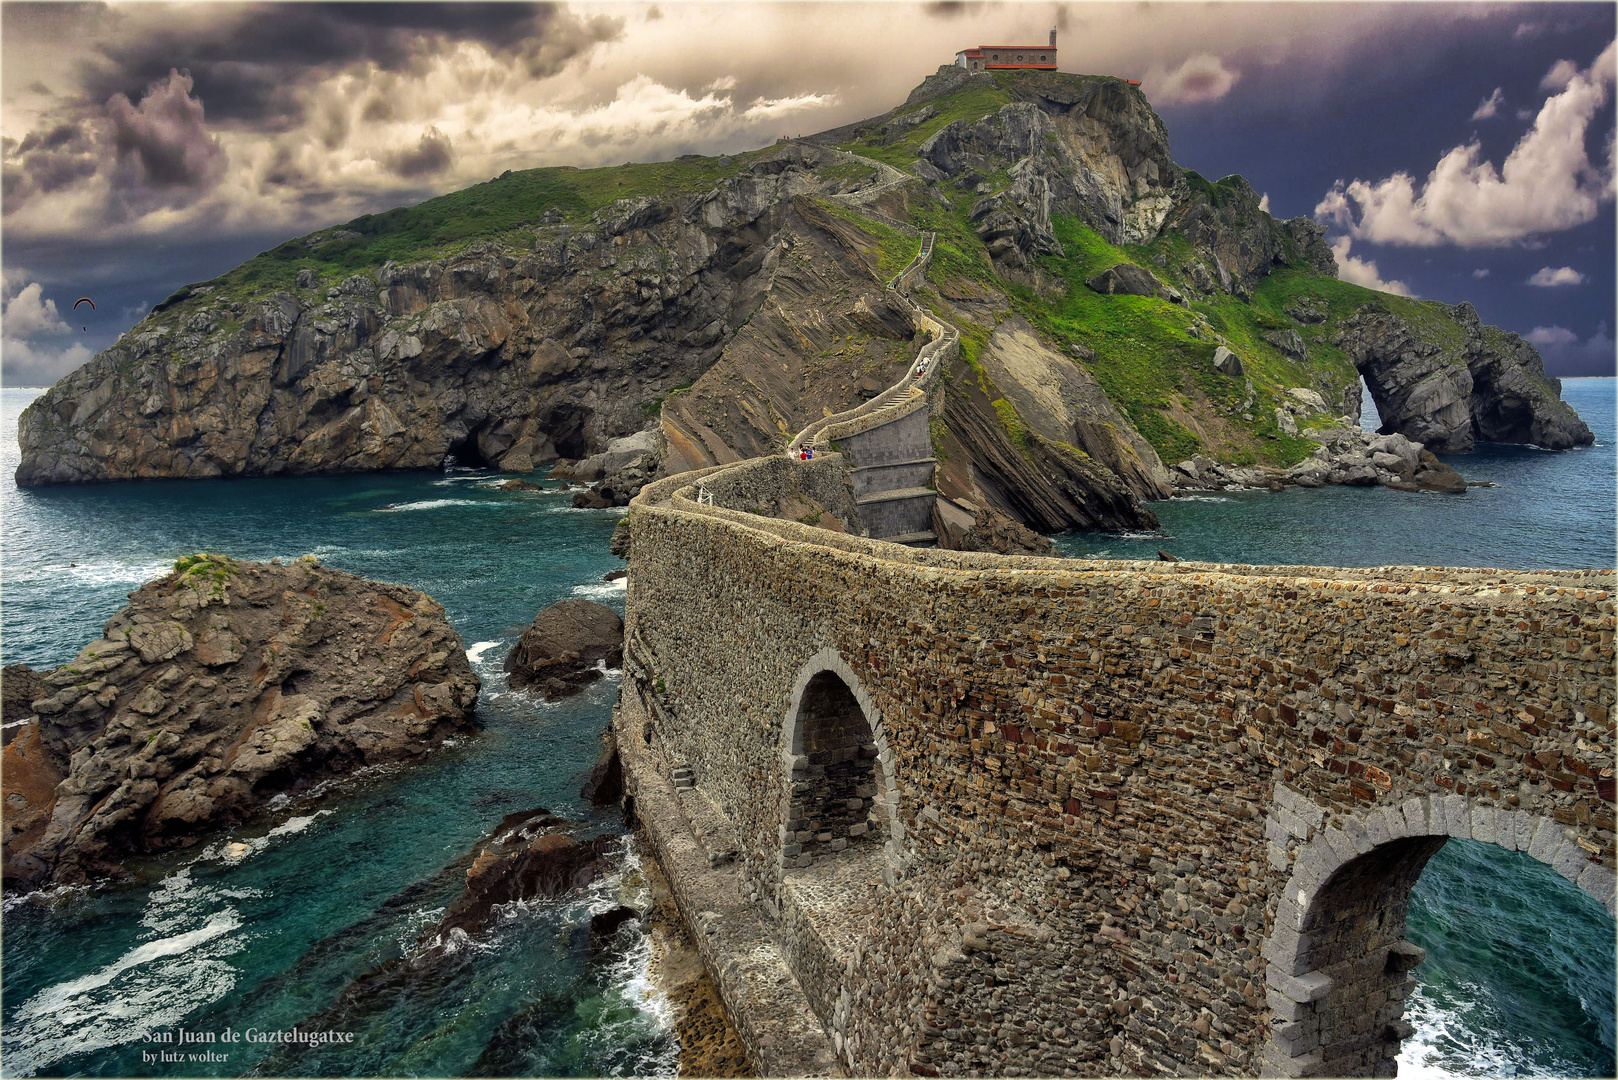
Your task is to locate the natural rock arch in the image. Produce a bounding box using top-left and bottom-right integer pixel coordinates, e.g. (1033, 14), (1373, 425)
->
(777, 648), (903, 874)
(1260, 787), (1618, 1078)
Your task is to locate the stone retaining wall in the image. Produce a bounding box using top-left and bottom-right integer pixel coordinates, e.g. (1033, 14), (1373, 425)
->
(619, 462), (1615, 1077)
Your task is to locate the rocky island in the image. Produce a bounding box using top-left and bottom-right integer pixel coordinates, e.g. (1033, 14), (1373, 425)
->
(11, 66), (1590, 539)
(1, 554), (479, 889)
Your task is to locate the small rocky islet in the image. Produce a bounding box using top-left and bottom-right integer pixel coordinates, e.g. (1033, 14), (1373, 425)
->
(1, 554), (480, 889)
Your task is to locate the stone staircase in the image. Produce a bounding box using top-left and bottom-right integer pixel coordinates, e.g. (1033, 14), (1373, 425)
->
(840, 405), (938, 546)
(787, 223), (957, 547)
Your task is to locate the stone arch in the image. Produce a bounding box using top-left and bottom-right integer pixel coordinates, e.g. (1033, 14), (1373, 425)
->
(1260, 787), (1617, 1077)
(778, 648), (902, 872)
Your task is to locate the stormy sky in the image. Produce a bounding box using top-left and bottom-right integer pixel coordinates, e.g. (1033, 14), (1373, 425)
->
(2, 1), (1614, 385)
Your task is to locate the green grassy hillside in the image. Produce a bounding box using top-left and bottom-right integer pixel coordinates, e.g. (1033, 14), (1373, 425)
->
(155, 151), (774, 313)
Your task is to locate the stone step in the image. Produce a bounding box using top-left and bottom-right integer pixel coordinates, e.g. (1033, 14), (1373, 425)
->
(852, 457), (935, 473)
(886, 530), (938, 547)
(856, 486), (936, 506)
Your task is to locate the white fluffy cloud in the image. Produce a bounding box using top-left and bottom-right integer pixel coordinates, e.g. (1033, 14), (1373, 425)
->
(1, 336), (92, 386)
(1330, 236), (1414, 297)
(1315, 41), (1616, 248)
(1527, 322), (1616, 377)
(1470, 87), (1505, 121)
(1527, 265), (1587, 286)
(2, 281), (69, 337)
(0, 280), (94, 384)
(1148, 53), (1240, 105)
(1472, 268), (1491, 278)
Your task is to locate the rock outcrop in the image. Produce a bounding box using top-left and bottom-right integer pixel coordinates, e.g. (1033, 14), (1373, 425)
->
(1086, 263), (1183, 304)
(252, 805), (619, 1074)
(932, 498), (1055, 555)
(2, 555), (479, 889)
(503, 599), (624, 700)
(1170, 426), (1469, 494)
(1333, 303), (1592, 452)
(433, 807), (614, 941)
(14, 147), (889, 488)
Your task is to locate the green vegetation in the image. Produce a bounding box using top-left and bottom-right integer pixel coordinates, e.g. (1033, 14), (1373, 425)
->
(155, 152), (772, 318)
(815, 200), (923, 281)
(643, 381), (695, 418)
(910, 197), (1001, 294)
(173, 552), (239, 582)
(836, 84), (1015, 171)
(989, 215), (1366, 466)
(992, 397), (1032, 458)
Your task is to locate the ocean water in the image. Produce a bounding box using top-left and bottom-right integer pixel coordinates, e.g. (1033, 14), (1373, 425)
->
(0, 386), (667, 1078)
(2, 380), (1614, 1078)
(1055, 379), (1616, 571)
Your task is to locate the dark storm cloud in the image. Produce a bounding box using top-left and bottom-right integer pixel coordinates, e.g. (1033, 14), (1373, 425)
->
(388, 127), (455, 179)
(2, 117), (98, 209)
(76, 3), (625, 131)
(922, 2), (991, 18)
(107, 70), (226, 188)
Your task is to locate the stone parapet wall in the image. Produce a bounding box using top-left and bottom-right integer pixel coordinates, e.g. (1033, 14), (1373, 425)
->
(621, 467), (1615, 1076)
(693, 453), (862, 531)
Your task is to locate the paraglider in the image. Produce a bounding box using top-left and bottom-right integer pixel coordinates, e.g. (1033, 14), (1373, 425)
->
(74, 297), (92, 331)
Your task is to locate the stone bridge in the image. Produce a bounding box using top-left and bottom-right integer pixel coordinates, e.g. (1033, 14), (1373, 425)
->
(614, 228), (1616, 1079)
(616, 460), (1614, 1076)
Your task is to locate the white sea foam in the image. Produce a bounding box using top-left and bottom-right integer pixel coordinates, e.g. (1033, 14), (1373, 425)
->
(1173, 494), (1232, 503)
(1398, 985), (1510, 1078)
(572, 578), (627, 600)
(466, 640), (504, 666)
(193, 810), (333, 866)
(7, 557), (176, 588)
(572, 838), (677, 1074)
(374, 499), (490, 512)
(1, 883), (88, 915)
(4, 906), (245, 1075)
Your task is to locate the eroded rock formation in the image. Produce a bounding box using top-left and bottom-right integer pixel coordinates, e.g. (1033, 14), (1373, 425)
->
(1334, 302), (1592, 452)
(503, 598), (624, 700)
(1, 555), (479, 888)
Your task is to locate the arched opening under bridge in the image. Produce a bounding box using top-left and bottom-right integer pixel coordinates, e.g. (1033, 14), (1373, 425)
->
(1262, 800), (1616, 1078)
(779, 654), (895, 872)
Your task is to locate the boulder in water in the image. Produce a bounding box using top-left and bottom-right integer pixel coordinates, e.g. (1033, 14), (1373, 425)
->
(580, 727), (624, 805)
(504, 599), (624, 700)
(437, 809), (613, 938)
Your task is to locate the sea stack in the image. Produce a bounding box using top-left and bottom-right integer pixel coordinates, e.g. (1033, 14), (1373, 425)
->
(2, 554), (480, 889)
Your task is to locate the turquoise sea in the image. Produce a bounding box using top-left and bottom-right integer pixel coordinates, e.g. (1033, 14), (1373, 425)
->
(2, 379), (1614, 1078)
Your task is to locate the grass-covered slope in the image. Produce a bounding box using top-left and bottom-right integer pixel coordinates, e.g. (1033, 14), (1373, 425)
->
(68, 66), (1573, 497)
(154, 151), (774, 314)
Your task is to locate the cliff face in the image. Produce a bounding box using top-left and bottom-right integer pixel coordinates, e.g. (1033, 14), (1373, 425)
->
(15, 156), (823, 485)
(1334, 302), (1593, 451)
(14, 68), (1594, 529)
